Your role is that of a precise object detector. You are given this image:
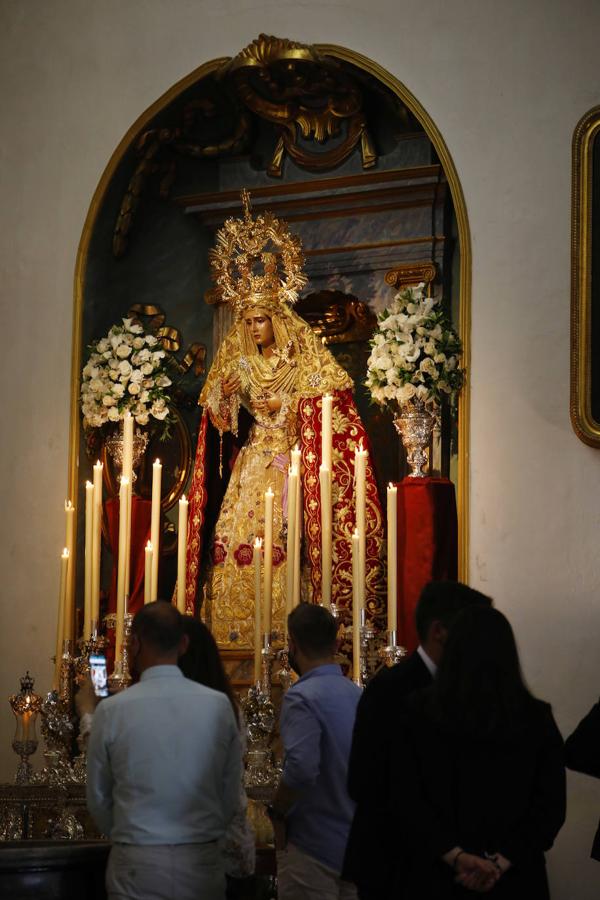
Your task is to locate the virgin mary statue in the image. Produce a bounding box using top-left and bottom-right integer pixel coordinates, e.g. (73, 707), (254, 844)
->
(183, 192), (384, 648)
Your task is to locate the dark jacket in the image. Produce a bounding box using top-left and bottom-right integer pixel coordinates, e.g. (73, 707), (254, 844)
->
(391, 691), (566, 899)
(565, 699), (600, 860)
(344, 651), (433, 897)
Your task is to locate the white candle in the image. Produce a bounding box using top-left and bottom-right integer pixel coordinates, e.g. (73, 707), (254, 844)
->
(177, 495), (189, 613)
(352, 529), (361, 683)
(253, 538), (263, 682)
(92, 461), (103, 630)
(321, 393), (333, 471)
(115, 477), (129, 662)
(150, 459), (162, 602)
(54, 548), (69, 689)
(144, 541), (153, 605)
(354, 442), (368, 608)
(319, 464), (332, 608)
(263, 488), (274, 639)
(84, 481), (94, 640)
(291, 447), (302, 607)
(64, 500), (75, 644)
(122, 411), (134, 483)
(387, 483), (398, 634)
(286, 467), (298, 621)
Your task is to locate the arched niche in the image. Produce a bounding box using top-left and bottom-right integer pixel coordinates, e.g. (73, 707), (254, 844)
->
(69, 36), (471, 608)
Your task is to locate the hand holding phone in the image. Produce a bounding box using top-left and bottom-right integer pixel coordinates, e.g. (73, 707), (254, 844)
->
(89, 654), (109, 699)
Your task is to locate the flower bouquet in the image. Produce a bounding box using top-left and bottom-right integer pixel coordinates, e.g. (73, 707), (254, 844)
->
(81, 317), (173, 435)
(366, 283), (463, 476)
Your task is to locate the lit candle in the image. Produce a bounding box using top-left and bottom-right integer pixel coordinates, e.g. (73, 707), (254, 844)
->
(354, 442), (368, 608)
(91, 461), (103, 630)
(263, 488), (274, 639)
(387, 483), (398, 634)
(177, 495), (189, 613)
(54, 548), (69, 689)
(64, 500), (75, 644)
(319, 464), (332, 608)
(84, 481), (94, 640)
(253, 537), (263, 682)
(144, 541), (153, 605)
(150, 459), (162, 602)
(286, 466), (298, 624)
(321, 393), (333, 471)
(115, 477), (129, 662)
(352, 529), (361, 683)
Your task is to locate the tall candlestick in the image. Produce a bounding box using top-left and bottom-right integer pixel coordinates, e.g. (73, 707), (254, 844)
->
(177, 495), (189, 613)
(92, 461), (103, 629)
(286, 467), (298, 622)
(321, 393), (333, 471)
(253, 538), (263, 682)
(144, 541), (153, 605)
(319, 464), (332, 608)
(150, 459), (162, 602)
(115, 477), (129, 662)
(64, 500), (75, 644)
(352, 530), (361, 683)
(387, 483), (398, 633)
(263, 488), (274, 639)
(84, 481), (94, 640)
(354, 442), (368, 609)
(54, 549), (69, 689)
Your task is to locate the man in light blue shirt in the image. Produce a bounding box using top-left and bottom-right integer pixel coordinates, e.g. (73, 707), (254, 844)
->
(87, 602), (241, 900)
(269, 603), (360, 900)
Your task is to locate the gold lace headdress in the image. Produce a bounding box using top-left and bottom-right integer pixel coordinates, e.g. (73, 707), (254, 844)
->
(210, 189), (308, 319)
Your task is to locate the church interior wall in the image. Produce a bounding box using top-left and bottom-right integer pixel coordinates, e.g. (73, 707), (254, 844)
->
(1, 1), (599, 895)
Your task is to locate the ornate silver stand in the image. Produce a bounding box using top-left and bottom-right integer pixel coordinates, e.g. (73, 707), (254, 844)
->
(276, 646), (293, 693)
(106, 612), (133, 693)
(378, 630), (407, 667)
(359, 609), (375, 685)
(241, 684), (280, 803)
(260, 634), (275, 698)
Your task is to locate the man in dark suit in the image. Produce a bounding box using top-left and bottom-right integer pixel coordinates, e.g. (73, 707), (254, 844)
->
(565, 699), (600, 861)
(343, 580), (492, 899)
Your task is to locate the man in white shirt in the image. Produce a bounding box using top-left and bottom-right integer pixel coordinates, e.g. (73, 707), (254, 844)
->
(87, 601), (242, 900)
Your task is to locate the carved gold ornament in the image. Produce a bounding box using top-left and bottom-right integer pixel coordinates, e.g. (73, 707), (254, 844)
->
(210, 189), (307, 318)
(223, 34), (377, 177)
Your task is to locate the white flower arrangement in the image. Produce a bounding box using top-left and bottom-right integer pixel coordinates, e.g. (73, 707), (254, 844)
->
(366, 283), (464, 412)
(81, 318), (173, 432)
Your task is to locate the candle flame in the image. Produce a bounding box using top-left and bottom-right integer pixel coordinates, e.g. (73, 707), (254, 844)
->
(181, 494), (187, 503)
(146, 540), (153, 550)
(254, 537), (263, 549)
(65, 500), (73, 510)
(95, 460), (102, 468)
(62, 548), (70, 558)
(86, 480), (93, 489)
(154, 458), (161, 466)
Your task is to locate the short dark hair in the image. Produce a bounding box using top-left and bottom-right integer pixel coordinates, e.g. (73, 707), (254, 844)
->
(415, 580), (492, 642)
(178, 618), (239, 724)
(131, 601), (183, 653)
(288, 603), (338, 658)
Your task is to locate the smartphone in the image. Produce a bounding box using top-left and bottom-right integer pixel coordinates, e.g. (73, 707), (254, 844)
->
(89, 653), (109, 698)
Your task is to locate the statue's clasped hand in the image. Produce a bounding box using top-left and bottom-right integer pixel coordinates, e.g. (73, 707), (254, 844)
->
(222, 374), (241, 398)
(254, 394), (282, 415)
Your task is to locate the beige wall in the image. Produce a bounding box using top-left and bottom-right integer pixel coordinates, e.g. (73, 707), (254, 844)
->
(1, 0), (599, 894)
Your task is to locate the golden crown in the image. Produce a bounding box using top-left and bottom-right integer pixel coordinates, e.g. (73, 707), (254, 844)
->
(210, 190), (308, 318)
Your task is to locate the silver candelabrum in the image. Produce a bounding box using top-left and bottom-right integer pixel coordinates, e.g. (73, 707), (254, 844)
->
(378, 630), (407, 667)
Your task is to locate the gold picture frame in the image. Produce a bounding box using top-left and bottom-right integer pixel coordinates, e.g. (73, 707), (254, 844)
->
(571, 104), (600, 446)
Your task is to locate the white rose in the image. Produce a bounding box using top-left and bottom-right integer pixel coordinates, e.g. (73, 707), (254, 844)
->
(398, 383), (416, 404)
(108, 357), (120, 369)
(102, 395), (116, 406)
(130, 369), (143, 383)
(145, 335), (158, 347)
(135, 411), (150, 425)
(133, 337), (145, 349)
(129, 323), (143, 334)
(156, 375), (172, 388)
(118, 360), (132, 376)
(415, 385), (430, 401)
(116, 344), (132, 358)
(424, 341), (437, 356)
(139, 390), (150, 404)
(110, 333), (123, 350)
(141, 362), (154, 376)
(434, 353), (447, 364)
(420, 358), (438, 378)
(383, 385), (397, 400)
(377, 353), (393, 371)
(152, 350), (166, 362)
(109, 370), (119, 381)
(151, 406), (169, 421)
(112, 383), (125, 397)
(97, 338), (109, 353)
(137, 349), (151, 362)
(89, 378), (103, 393)
(128, 383), (141, 395)
(107, 406), (120, 422)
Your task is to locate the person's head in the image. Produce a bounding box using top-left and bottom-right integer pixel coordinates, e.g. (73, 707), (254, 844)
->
(130, 601), (188, 676)
(287, 602), (338, 676)
(243, 308), (275, 350)
(432, 605), (535, 737)
(415, 580), (492, 665)
(178, 618), (238, 722)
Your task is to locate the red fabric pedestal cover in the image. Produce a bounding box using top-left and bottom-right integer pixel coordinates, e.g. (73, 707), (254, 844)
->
(105, 496), (152, 618)
(396, 477), (458, 654)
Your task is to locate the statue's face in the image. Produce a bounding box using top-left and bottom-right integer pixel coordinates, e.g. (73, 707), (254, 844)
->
(244, 309), (275, 349)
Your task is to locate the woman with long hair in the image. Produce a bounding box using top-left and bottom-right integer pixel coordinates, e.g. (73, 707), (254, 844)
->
(178, 618), (255, 899)
(390, 606), (565, 898)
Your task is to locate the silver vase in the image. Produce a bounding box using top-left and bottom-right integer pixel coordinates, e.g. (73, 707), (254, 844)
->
(394, 401), (436, 478)
(105, 423), (149, 483)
